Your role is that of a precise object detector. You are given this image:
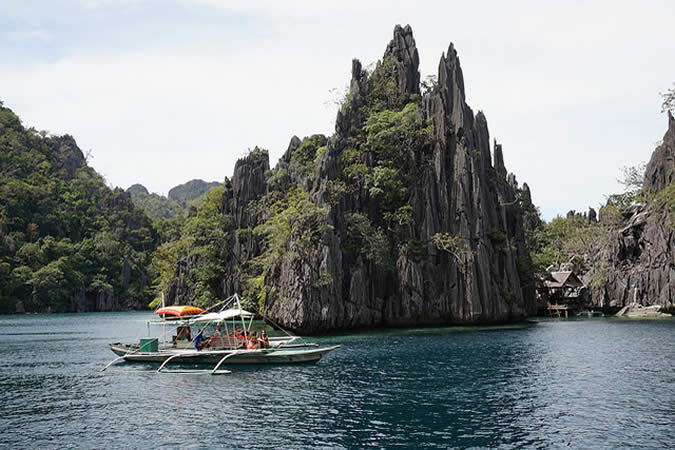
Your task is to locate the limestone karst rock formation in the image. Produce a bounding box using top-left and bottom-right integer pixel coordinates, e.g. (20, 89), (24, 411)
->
(167, 25), (536, 332)
(589, 112), (675, 312)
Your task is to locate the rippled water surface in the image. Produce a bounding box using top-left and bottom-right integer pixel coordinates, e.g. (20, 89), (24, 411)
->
(1, 313), (673, 449)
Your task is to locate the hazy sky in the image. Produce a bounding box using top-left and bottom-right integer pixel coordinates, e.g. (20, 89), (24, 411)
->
(2, 0), (674, 220)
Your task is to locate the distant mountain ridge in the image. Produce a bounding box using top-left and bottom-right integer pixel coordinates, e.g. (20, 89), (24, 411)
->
(169, 180), (221, 209)
(126, 180), (221, 219)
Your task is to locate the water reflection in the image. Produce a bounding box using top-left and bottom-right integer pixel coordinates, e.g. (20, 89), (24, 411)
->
(0, 314), (673, 449)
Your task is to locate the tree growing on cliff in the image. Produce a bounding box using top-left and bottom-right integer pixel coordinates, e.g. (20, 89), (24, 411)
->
(291, 134), (327, 176)
(661, 82), (675, 113)
(244, 188), (332, 311)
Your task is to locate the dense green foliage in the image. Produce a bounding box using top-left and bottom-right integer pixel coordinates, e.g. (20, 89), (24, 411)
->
(243, 188), (332, 311)
(127, 184), (183, 219)
(363, 103), (433, 224)
(365, 56), (418, 116)
(0, 104), (157, 312)
(529, 215), (609, 274)
(291, 134), (327, 175)
(150, 186), (232, 308)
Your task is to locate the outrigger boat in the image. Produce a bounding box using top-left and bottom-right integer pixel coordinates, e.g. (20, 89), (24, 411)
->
(101, 294), (340, 374)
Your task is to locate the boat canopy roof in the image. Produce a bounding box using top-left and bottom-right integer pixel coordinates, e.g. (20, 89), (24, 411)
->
(191, 308), (255, 322)
(154, 305), (206, 316)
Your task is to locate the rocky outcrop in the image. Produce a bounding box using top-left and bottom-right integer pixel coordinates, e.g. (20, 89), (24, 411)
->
(588, 112), (675, 313)
(51, 134), (86, 179)
(385, 24), (421, 96)
(616, 303), (672, 318)
(644, 111), (675, 192)
(263, 26), (535, 332)
(169, 25), (536, 333)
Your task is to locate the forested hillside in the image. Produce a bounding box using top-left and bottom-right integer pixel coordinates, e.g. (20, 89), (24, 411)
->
(0, 102), (158, 313)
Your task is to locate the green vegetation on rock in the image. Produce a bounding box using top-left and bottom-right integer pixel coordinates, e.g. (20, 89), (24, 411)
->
(150, 186), (232, 308)
(291, 134), (327, 176)
(243, 188), (332, 312)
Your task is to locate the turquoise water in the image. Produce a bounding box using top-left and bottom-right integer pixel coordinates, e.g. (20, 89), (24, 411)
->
(0, 313), (673, 449)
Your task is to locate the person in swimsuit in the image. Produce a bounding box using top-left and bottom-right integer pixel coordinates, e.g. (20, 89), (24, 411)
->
(260, 330), (270, 348)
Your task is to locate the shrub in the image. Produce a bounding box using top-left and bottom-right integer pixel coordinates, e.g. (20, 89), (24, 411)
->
(292, 134), (327, 176)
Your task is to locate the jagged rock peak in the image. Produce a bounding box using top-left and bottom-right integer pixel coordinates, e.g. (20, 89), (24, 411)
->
(644, 111), (675, 192)
(280, 135), (302, 164)
(522, 183), (533, 202)
(336, 59), (368, 137)
(493, 140), (507, 179)
(439, 43), (466, 101)
(351, 59), (363, 82)
(384, 24), (420, 95)
(231, 149), (269, 226)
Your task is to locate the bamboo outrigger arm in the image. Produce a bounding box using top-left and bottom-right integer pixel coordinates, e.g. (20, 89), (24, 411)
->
(156, 352), (195, 373)
(211, 349), (252, 374)
(99, 354), (130, 372)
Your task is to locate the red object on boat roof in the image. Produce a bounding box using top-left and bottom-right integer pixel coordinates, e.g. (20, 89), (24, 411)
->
(153, 305), (206, 316)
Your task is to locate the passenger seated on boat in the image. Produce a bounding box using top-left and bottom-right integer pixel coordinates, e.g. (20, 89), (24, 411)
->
(260, 330), (270, 349)
(194, 330), (208, 351)
(207, 324), (227, 349)
(231, 327), (246, 346)
(247, 331), (260, 350)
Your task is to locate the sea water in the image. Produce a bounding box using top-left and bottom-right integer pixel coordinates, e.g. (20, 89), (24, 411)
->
(0, 312), (673, 449)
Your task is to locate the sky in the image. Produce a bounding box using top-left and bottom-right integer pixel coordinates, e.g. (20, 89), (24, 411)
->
(1, 0), (674, 220)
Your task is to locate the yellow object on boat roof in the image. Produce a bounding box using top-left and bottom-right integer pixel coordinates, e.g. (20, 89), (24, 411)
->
(153, 305), (206, 316)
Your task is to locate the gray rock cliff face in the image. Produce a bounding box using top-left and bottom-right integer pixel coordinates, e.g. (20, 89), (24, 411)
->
(263, 26), (535, 332)
(589, 112), (675, 312)
(169, 26), (536, 332)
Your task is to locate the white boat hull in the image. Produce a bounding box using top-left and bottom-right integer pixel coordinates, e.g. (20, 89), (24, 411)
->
(109, 343), (340, 365)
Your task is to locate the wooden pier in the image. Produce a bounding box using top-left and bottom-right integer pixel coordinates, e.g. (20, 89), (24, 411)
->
(547, 303), (570, 318)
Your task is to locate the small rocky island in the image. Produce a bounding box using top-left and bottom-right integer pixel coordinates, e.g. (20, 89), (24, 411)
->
(166, 25), (537, 332)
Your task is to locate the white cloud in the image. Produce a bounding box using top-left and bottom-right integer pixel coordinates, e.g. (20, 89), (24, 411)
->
(1, 0), (674, 219)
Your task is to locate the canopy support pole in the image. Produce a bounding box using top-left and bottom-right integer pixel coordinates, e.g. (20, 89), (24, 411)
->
(161, 292), (166, 346)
